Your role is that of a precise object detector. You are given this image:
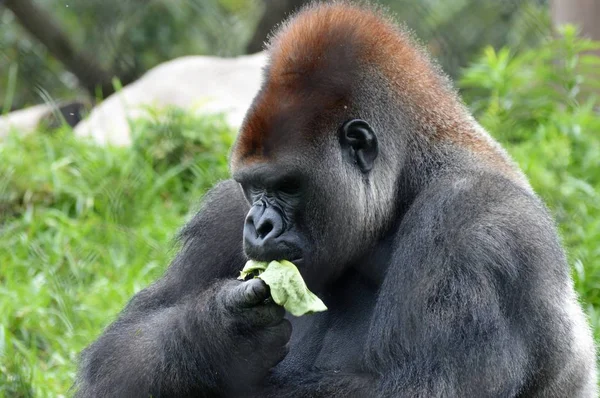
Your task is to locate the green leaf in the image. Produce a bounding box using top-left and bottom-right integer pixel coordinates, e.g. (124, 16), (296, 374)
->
(237, 260), (268, 280)
(238, 260), (328, 317)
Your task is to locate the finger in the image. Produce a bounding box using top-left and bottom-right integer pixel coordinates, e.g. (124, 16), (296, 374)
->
(242, 302), (285, 327)
(227, 279), (270, 310)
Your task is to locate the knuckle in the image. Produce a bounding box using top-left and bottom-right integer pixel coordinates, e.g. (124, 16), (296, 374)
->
(248, 304), (284, 327)
(251, 278), (268, 294)
(248, 281), (261, 299)
(245, 306), (273, 327)
(244, 279), (268, 303)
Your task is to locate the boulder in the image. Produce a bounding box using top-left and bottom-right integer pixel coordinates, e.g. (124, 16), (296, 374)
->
(74, 52), (267, 146)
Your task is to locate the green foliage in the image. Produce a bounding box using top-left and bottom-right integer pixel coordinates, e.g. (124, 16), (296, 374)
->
(461, 25), (600, 340)
(0, 111), (233, 396)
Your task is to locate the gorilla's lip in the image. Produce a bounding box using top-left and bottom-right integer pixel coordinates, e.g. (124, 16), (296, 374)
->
(248, 257), (303, 266)
(244, 238), (305, 265)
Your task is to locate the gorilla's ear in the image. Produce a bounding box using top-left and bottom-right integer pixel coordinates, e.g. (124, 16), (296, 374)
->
(340, 119), (378, 173)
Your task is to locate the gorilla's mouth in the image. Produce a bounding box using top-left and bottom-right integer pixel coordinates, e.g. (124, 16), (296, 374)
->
(247, 256), (304, 267)
(244, 238), (304, 265)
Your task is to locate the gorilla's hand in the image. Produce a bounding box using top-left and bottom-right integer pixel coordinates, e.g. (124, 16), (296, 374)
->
(210, 279), (292, 388)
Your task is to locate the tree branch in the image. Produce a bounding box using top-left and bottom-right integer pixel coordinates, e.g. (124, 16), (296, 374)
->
(3, 0), (120, 97)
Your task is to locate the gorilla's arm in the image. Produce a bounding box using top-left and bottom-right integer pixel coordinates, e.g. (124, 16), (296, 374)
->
(75, 180), (252, 397)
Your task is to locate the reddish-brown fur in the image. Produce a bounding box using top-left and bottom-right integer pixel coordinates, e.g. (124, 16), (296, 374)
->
(231, 1), (518, 178)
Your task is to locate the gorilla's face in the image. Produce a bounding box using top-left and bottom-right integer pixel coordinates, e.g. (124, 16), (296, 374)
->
(236, 163), (308, 266)
(233, 118), (379, 286)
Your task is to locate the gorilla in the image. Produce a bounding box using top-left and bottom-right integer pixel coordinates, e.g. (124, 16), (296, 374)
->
(75, 2), (597, 397)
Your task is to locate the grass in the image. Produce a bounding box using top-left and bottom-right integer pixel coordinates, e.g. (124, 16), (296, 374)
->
(0, 29), (599, 396)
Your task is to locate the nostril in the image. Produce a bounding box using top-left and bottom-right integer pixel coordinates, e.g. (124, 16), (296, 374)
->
(256, 220), (274, 239)
(246, 206), (284, 244)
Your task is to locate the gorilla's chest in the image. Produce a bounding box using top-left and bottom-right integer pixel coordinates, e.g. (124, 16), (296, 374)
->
(274, 274), (377, 374)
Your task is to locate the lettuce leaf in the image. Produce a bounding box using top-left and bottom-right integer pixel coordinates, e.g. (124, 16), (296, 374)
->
(238, 260), (328, 317)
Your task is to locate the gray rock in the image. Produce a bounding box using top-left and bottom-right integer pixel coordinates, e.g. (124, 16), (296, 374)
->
(74, 52), (267, 146)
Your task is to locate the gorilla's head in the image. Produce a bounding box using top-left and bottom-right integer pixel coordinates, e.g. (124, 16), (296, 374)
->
(231, 114), (398, 284)
(230, 3), (459, 285)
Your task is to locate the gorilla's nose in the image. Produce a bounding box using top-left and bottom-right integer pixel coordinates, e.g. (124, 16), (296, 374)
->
(244, 204), (285, 258)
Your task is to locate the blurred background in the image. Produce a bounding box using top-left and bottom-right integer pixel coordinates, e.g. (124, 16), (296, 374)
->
(0, 0), (598, 396)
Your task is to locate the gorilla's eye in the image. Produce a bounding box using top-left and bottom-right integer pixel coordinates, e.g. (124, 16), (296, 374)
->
(277, 178), (302, 196)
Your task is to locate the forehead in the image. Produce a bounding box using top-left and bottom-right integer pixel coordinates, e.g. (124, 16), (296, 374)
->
(230, 59), (356, 172)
